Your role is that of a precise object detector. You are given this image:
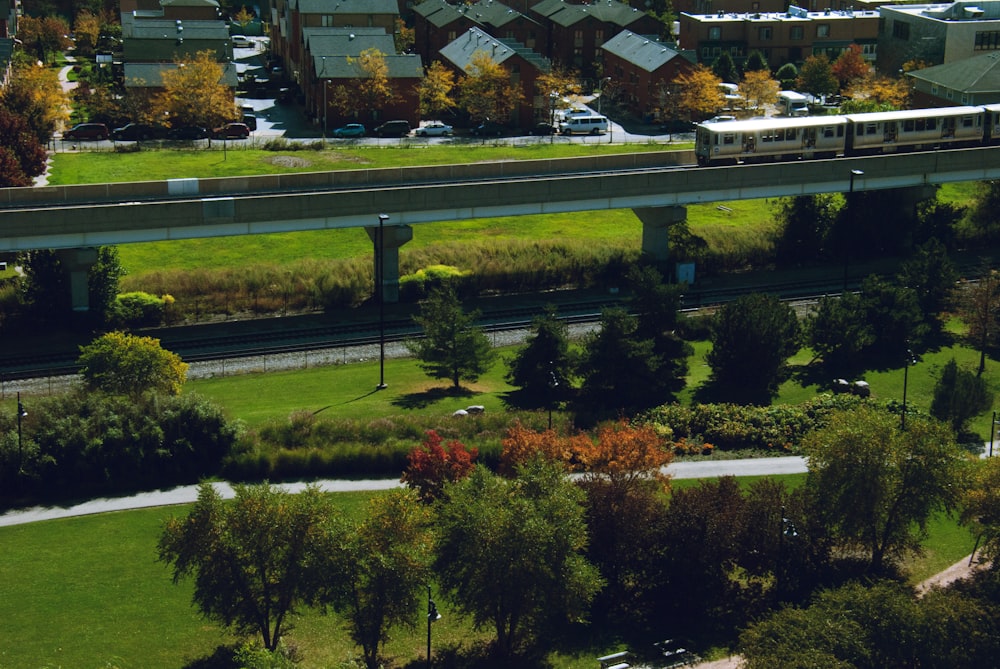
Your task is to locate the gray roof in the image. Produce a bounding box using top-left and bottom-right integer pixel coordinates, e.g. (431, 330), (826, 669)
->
(531, 0), (646, 28)
(292, 0), (399, 15)
(129, 19), (230, 40)
(907, 52), (1000, 93)
(124, 60), (238, 87)
(440, 26), (549, 72)
(313, 52), (424, 79)
(304, 27), (394, 57)
(413, 0), (471, 27)
(602, 30), (683, 72)
(467, 0), (537, 28)
(160, 0), (220, 7)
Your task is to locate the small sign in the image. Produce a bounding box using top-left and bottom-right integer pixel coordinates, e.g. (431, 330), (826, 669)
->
(676, 262), (695, 285)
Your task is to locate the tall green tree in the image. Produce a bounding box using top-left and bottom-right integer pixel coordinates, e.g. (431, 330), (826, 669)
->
(628, 265), (691, 398)
(330, 489), (433, 669)
(706, 293), (801, 404)
(505, 306), (575, 408)
(743, 50), (770, 73)
(930, 358), (993, 436)
(407, 285), (497, 388)
(712, 51), (740, 84)
(954, 266), (1000, 376)
(807, 292), (873, 372)
(803, 405), (968, 572)
(896, 238), (957, 320)
(773, 194), (839, 266)
(434, 460), (603, 658)
(796, 54), (838, 98)
(158, 483), (345, 651)
(857, 275), (926, 362)
(78, 331), (189, 396)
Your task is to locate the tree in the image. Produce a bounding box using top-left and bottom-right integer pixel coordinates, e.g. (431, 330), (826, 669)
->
(857, 275), (926, 362)
(17, 15), (72, 64)
(0, 107), (47, 187)
(416, 61), (456, 119)
(743, 50), (770, 73)
(896, 238), (957, 319)
(89, 246), (127, 325)
(674, 64), (723, 121)
(954, 267), (1000, 376)
(712, 51), (740, 84)
(796, 54), (838, 98)
(458, 51), (523, 123)
(831, 44), (869, 88)
(407, 285), (497, 388)
(706, 293), (801, 404)
(807, 292), (873, 372)
(329, 48), (398, 121)
(231, 6), (255, 32)
(394, 18), (415, 54)
(961, 456), (1000, 567)
(803, 405), (968, 572)
(78, 331), (189, 396)
(627, 265), (691, 399)
(499, 421), (591, 475)
(400, 430), (478, 502)
(2, 59), (72, 143)
(505, 306), (575, 408)
(773, 194), (839, 266)
(333, 489), (433, 669)
(930, 358), (993, 436)
(775, 62), (798, 89)
(17, 246), (123, 327)
(73, 10), (102, 57)
(969, 180), (1000, 241)
(154, 50), (237, 130)
(740, 69), (780, 111)
(158, 483), (344, 651)
(845, 74), (910, 110)
(434, 460), (603, 658)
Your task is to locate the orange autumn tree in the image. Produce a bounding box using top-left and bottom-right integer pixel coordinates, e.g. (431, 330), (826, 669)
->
(401, 430), (478, 502)
(499, 421), (590, 476)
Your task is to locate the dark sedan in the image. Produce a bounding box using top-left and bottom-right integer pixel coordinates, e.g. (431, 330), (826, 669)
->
(212, 123), (251, 139)
(167, 126), (209, 140)
(112, 123), (168, 141)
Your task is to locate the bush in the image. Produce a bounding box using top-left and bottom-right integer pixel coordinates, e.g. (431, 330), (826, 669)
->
(110, 291), (167, 327)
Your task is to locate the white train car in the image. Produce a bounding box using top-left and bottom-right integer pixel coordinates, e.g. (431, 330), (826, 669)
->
(984, 103), (1000, 143)
(695, 116), (848, 166)
(844, 106), (984, 154)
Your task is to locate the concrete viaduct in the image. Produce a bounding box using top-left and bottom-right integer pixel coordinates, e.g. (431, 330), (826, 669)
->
(2, 146), (999, 311)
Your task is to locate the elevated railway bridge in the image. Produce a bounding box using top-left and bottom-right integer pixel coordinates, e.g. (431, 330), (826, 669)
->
(2, 147), (999, 311)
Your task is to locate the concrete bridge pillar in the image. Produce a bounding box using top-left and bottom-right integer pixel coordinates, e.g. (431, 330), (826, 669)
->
(56, 247), (98, 312)
(633, 205), (687, 264)
(365, 224), (413, 303)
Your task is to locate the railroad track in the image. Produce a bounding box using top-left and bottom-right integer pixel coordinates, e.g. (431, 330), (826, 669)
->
(0, 276), (855, 382)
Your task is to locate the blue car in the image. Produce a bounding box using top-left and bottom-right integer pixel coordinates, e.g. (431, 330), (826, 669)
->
(332, 123), (365, 138)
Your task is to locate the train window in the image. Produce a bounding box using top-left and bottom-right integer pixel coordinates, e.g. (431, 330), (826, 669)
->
(762, 131), (773, 142)
(927, 118), (936, 130)
(866, 123), (877, 135)
(837, 126), (844, 137)
(962, 116), (974, 127)
(723, 133), (735, 145)
(904, 120), (914, 132)
(774, 129), (784, 141)
(822, 127), (834, 138)
(786, 128), (797, 140)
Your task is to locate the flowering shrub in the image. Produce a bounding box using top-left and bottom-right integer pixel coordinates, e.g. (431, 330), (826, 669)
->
(400, 430), (478, 502)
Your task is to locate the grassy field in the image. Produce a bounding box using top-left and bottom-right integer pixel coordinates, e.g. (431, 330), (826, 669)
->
(0, 474), (974, 669)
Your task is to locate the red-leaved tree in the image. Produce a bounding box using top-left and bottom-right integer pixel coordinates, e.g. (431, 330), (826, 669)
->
(400, 430), (478, 502)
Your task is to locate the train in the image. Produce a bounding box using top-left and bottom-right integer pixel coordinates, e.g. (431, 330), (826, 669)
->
(694, 104), (1000, 166)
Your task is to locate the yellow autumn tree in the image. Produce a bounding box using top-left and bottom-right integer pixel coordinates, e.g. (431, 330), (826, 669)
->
(536, 65), (582, 118)
(154, 51), (236, 129)
(675, 64), (723, 121)
(73, 10), (102, 57)
(739, 69), (780, 113)
(458, 50), (523, 123)
(1, 61), (71, 142)
(329, 48), (397, 119)
(416, 61), (456, 118)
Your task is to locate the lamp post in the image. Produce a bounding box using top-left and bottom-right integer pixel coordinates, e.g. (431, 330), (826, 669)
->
(776, 505), (798, 601)
(16, 392), (26, 470)
(426, 584), (441, 669)
(377, 214), (389, 390)
(844, 168), (864, 292)
(321, 56), (327, 142)
(901, 344), (916, 430)
(547, 362), (559, 430)
(990, 410), (1000, 457)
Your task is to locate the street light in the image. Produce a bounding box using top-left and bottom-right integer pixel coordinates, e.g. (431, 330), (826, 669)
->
(776, 505), (798, 601)
(321, 56), (327, 142)
(989, 410), (1000, 457)
(426, 584), (441, 669)
(16, 391), (26, 470)
(547, 362), (559, 430)
(901, 344), (916, 430)
(844, 169), (864, 292)
(377, 214), (389, 390)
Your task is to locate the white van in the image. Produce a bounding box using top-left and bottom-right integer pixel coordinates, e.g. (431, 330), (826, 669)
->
(559, 115), (609, 135)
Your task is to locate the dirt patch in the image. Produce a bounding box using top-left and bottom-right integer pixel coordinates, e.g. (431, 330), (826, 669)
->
(264, 155), (313, 168)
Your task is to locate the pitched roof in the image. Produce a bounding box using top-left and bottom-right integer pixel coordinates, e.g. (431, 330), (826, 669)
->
(439, 26), (549, 72)
(304, 26), (394, 57)
(531, 0), (646, 28)
(467, 0), (538, 28)
(292, 0), (399, 15)
(124, 60), (238, 87)
(129, 19), (230, 39)
(413, 0), (471, 27)
(907, 51), (1000, 93)
(160, 0), (220, 7)
(313, 52), (424, 79)
(602, 30), (688, 72)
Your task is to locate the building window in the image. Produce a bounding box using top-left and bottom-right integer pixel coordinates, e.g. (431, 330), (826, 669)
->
(862, 43), (876, 56)
(790, 25), (803, 40)
(816, 24), (829, 37)
(321, 14), (333, 26)
(962, 93), (969, 104)
(758, 26), (772, 40)
(574, 29), (583, 46)
(596, 29), (603, 44)
(976, 31), (1000, 50)
(448, 31), (456, 41)
(709, 26), (721, 40)
(931, 84), (938, 94)
(702, 47), (710, 58)
(892, 20), (910, 40)
(751, 1), (759, 8)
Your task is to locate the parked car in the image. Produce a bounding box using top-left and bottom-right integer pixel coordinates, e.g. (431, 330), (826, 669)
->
(167, 126), (209, 140)
(471, 120), (505, 137)
(241, 114), (257, 131)
(332, 123), (366, 138)
(111, 123), (167, 141)
(63, 122), (109, 140)
(528, 122), (557, 135)
(212, 122), (251, 139)
(231, 35), (253, 48)
(374, 120), (411, 137)
(415, 122), (453, 137)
